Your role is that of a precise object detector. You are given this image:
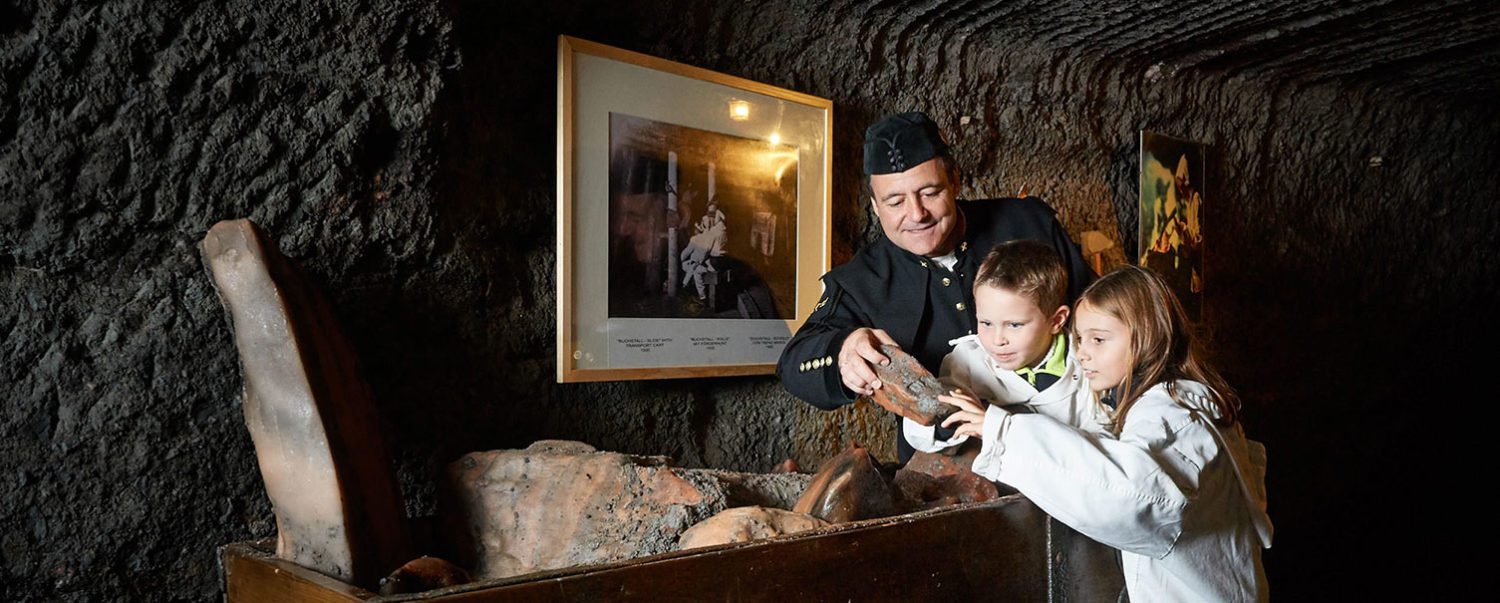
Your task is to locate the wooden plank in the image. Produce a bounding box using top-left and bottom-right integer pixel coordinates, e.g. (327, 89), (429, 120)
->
(224, 498), (1125, 601)
(222, 541), (373, 603)
(388, 497), (1054, 602)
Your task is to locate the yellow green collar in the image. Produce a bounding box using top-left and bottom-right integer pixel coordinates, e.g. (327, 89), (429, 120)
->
(1014, 332), (1068, 385)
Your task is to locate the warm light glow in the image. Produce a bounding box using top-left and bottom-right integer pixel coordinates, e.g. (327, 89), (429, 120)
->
(768, 132), (781, 146)
(760, 149), (799, 184)
(729, 100), (751, 121)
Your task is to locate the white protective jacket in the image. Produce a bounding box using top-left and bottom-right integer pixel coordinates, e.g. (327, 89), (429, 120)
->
(973, 379), (1274, 602)
(902, 334), (1110, 453)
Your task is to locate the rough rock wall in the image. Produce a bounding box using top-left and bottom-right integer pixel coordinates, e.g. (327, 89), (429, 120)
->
(2, 0), (1496, 600)
(0, 0), (456, 599)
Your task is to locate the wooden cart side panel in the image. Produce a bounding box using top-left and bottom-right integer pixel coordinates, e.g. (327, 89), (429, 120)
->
(222, 541), (374, 603)
(223, 499), (1126, 602)
(400, 500), (1052, 602)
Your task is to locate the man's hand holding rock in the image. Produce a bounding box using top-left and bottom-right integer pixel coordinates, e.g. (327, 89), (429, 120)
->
(839, 327), (897, 396)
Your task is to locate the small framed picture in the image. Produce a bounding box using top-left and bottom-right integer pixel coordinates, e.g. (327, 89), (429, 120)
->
(556, 36), (832, 382)
(1139, 131), (1206, 321)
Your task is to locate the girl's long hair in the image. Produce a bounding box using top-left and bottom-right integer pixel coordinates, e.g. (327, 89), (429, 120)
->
(1077, 265), (1240, 432)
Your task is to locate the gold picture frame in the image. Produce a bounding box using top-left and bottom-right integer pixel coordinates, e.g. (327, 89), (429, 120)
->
(557, 36), (832, 383)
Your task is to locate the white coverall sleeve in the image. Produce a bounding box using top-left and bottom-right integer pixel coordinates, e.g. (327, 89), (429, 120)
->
(970, 398), (1201, 559)
(902, 416), (969, 453)
(1026, 387), (1112, 435)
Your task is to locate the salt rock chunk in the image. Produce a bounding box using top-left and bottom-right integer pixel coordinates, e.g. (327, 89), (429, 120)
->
(678, 506), (829, 550)
(446, 441), (812, 580)
(525, 439), (598, 455)
(200, 219), (411, 587)
(892, 446), (1003, 510)
(870, 344), (952, 426)
(792, 445), (899, 523)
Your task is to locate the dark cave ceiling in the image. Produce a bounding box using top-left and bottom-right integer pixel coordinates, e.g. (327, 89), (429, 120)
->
(840, 0), (1500, 106)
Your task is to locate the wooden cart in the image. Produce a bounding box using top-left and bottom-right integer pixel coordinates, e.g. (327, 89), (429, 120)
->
(221, 494), (1124, 601)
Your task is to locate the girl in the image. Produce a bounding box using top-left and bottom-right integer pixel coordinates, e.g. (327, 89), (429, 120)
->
(941, 265), (1272, 601)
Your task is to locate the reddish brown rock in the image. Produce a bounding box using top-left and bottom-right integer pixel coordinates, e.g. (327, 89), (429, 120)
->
(892, 445), (1006, 510)
(444, 441), (811, 580)
(792, 445), (899, 523)
(200, 219), (412, 588)
(378, 556), (473, 595)
(869, 344), (953, 426)
(677, 506), (828, 550)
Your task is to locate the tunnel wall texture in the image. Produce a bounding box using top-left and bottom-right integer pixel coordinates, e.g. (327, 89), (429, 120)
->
(2, 0), (1496, 599)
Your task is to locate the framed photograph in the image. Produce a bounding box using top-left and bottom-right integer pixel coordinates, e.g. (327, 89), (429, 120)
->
(557, 36), (832, 382)
(1138, 131), (1206, 321)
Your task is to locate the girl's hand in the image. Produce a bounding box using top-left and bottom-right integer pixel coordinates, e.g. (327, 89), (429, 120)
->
(939, 389), (986, 439)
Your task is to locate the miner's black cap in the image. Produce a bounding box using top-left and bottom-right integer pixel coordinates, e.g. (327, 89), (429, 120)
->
(863, 112), (949, 175)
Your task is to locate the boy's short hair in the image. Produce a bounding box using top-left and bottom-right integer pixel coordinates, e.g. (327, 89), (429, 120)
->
(975, 240), (1068, 313)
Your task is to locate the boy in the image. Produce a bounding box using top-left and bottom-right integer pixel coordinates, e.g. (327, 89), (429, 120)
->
(904, 240), (1109, 453)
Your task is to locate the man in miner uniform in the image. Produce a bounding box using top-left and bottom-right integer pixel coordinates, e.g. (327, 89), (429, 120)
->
(776, 112), (1094, 463)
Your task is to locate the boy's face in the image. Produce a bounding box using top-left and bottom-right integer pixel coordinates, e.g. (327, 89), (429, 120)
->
(1074, 302), (1132, 393)
(974, 285), (1069, 371)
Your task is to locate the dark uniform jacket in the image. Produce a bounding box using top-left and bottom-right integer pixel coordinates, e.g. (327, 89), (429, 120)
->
(776, 197), (1093, 462)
